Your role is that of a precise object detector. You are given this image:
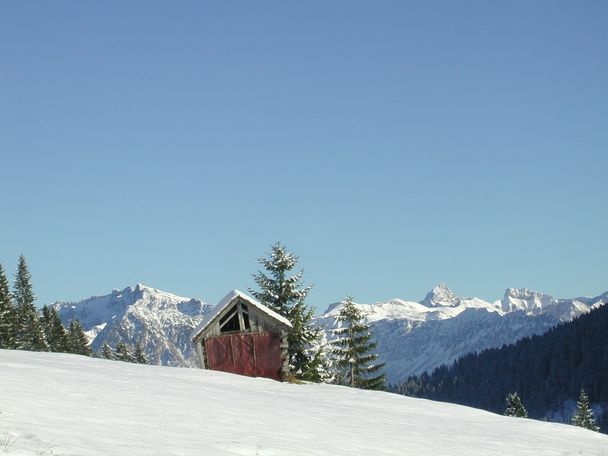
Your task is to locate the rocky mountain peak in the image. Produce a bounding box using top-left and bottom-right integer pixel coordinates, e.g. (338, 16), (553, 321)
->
(500, 288), (554, 313)
(504, 288), (550, 300)
(53, 285), (211, 366)
(420, 283), (461, 307)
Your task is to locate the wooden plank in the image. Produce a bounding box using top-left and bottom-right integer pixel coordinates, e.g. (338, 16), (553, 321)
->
(195, 340), (206, 369)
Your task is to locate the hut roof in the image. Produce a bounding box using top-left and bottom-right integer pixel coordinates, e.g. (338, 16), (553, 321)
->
(190, 289), (292, 341)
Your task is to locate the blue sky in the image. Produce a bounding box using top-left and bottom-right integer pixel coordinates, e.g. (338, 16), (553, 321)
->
(1, 1), (606, 311)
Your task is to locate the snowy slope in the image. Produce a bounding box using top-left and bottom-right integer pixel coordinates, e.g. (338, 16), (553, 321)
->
(315, 284), (608, 384)
(0, 350), (606, 456)
(52, 284), (212, 366)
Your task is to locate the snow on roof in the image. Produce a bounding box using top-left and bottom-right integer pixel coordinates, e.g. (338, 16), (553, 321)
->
(190, 289), (292, 341)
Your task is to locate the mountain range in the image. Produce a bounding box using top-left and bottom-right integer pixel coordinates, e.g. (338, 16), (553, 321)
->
(52, 283), (607, 383)
(316, 283), (607, 384)
(53, 283), (212, 366)
(392, 297), (608, 431)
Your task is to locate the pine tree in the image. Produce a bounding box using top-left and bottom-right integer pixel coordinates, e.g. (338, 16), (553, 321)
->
(39, 305), (53, 347)
(13, 255), (47, 351)
(115, 342), (132, 362)
(331, 296), (385, 390)
(504, 392), (528, 418)
(50, 308), (69, 352)
(302, 345), (332, 383)
(250, 243), (322, 380)
(133, 343), (147, 364)
(572, 388), (599, 432)
(40, 305), (68, 352)
(0, 263), (16, 349)
(66, 319), (91, 356)
(101, 343), (114, 360)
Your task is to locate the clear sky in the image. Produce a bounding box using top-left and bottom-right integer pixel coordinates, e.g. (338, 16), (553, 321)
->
(1, 1), (606, 311)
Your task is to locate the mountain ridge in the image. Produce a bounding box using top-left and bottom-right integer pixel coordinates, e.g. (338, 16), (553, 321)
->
(315, 284), (607, 383)
(52, 283), (212, 366)
(52, 283), (607, 383)
(392, 300), (608, 432)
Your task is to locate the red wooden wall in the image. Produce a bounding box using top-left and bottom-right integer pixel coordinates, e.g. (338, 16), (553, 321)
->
(204, 331), (283, 381)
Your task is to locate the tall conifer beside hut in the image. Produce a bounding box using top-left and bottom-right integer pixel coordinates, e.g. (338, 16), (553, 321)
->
(191, 290), (291, 381)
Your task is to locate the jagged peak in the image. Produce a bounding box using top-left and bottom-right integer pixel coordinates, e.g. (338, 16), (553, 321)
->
(128, 283), (199, 303)
(504, 287), (553, 300)
(420, 283), (461, 307)
(323, 301), (343, 314)
(500, 287), (558, 314)
(135, 283), (155, 292)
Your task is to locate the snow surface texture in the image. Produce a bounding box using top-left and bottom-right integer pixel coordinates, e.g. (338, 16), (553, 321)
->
(315, 284), (608, 383)
(0, 350), (606, 456)
(52, 284), (212, 366)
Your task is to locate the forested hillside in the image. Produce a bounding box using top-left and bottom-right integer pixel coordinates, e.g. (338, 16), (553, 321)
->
(393, 302), (608, 431)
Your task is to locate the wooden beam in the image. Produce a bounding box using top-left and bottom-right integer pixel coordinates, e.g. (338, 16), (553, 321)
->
(195, 339), (206, 369)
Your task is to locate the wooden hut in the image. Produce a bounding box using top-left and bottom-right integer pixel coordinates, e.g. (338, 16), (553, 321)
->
(191, 290), (292, 381)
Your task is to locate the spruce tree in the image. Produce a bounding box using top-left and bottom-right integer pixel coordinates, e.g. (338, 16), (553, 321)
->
(66, 319), (91, 356)
(40, 305), (53, 346)
(250, 243), (322, 380)
(331, 296), (385, 390)
(50, 308), (69, 352)
(134, 343), (147, 364)
(101, 343), (114, 360)
(115, 342), (132, 362)
(572, 388), (599, 432)
(40, 305), (68, 352)
(0, 263), (16, 349)
(504, 392), (528, 418)
(13, 255), (47, 351)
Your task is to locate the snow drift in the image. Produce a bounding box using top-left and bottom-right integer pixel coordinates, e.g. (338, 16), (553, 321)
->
(0, 350), (607, 455)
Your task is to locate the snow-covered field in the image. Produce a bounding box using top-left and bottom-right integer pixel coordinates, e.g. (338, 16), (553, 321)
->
(0, 350), (606, 456)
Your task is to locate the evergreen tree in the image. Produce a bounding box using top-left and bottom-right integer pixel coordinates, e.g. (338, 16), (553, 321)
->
(115, 342), (132, 362)
(133, 343), (147, 364)
(393, 299), (608, 430)
(250, 243), (322, 380)
(13, 255), (47, 351)
(572, 388), (599, 432)
(302, 345), (332, 383)
(40, 305), (68, 352)
(50, 308), (69, 352)
(331, 296), (385, 390)
(504, 392), (528, 418)
(66, 319), (91, 356)
(0, 263), (16, 349)
(39, 305), (53, 348)
(101, 343), (114, 360)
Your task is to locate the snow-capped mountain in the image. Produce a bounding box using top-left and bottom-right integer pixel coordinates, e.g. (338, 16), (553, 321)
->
(499, 287), (601, 320)
(420, 282), (463, 307)
(315, 284), (608, 384)
(52, 284), (212, 366)
(52, 282), (607, 382)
